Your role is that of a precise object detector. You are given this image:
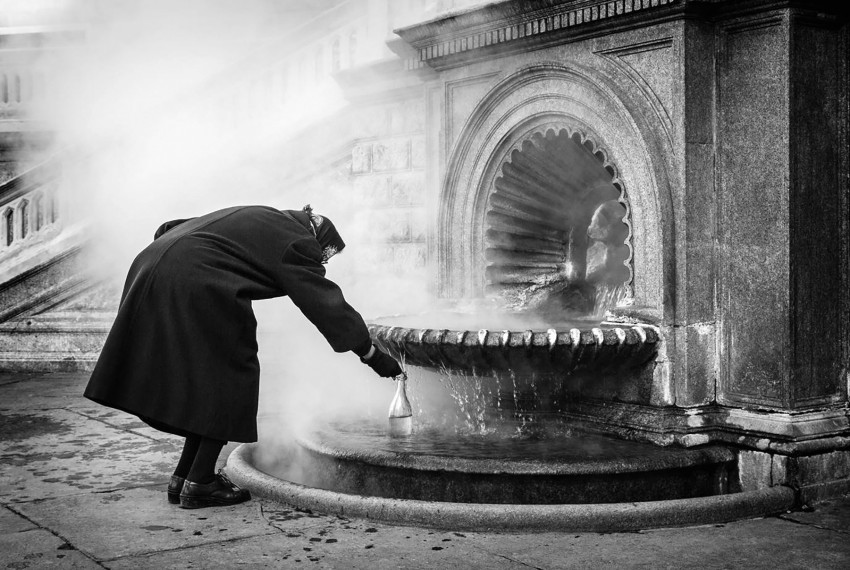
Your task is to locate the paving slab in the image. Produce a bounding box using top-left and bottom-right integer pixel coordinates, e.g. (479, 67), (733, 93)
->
(261, 504), (340, 534)
(0, 374), (96, 412)
(458, 517), (850, 569)
(106, 519), (521, 570)
(0, 505), (38, 533)
(0, 372), (40, 387)
(0, 527), (102, 569)
(71, 405), (185, 443)
(779, 496), (850, 533)
(14, 487), (277, 561)
(2, 372), (850, 569)
(1, 408), (179, 502)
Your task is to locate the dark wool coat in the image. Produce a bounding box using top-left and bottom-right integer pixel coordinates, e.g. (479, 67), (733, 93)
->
(84, 205), (371, 442)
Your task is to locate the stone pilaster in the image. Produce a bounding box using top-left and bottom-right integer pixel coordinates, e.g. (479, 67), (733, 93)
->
(715, 7), (848, 413)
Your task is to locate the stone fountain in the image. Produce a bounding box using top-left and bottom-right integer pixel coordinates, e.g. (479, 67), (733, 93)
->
(227, 0), (849, 530)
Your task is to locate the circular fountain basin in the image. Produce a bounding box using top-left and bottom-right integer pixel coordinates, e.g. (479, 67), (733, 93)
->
(226, 435), (796, 532)
(226, 313), (794, 530)
(290, 420), (734, 504)
(367, 313), (659, 377)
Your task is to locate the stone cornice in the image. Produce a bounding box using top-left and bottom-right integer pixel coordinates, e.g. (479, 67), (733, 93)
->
(394, 0), (847, 71)
(396, 0), (684, 70)
(0, 25), (86, 49)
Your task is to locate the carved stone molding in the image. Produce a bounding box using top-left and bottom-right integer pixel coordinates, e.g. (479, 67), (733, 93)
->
(595, 37), (674, 146)
(563, 398), (850, 448)
(397, 0), (680, 71)
(439, 63), (670, 321)
(445, 72), (503, 155)
(483, 124), (635, 306)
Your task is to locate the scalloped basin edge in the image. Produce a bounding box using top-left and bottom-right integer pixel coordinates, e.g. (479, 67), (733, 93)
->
(367, 322), (660, 375)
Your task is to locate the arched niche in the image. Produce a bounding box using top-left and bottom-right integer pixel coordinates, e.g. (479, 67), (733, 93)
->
(485, 126), (632, 317)
(439, 63), (672, 319)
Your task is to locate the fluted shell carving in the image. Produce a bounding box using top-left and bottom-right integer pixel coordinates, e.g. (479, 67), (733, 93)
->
(484, 127), (633, 305)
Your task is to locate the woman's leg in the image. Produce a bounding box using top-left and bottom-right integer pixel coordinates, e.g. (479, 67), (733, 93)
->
(186, 437), (225, 484)
(167, 434), (202, 504)
(179, 437), (250, 509)
(174, 434), (202, 479)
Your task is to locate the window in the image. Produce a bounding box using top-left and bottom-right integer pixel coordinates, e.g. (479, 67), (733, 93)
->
(34, 194), (43, 231)
(48, 193), (57, 224)
(349, 31), (358, 67)
(0, 74), (7, 104)
(279, 67), (288, 102)
(4, 209), (13, 246)
(331, 37), (341, 72)
(315, 46), (324, 80)
(13, 74), (21, 103)
(19, 200), (28, 239)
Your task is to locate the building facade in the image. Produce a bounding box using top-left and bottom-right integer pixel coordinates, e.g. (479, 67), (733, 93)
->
(1, 0), (848, 501)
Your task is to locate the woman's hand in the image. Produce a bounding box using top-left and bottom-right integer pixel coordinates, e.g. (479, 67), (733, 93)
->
(360, 345), (403, 378)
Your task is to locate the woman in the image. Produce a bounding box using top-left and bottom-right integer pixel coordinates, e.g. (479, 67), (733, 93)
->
(84, 205), (402, 508)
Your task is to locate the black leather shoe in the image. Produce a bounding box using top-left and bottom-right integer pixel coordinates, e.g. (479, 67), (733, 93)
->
(179, 471), (251, 509)
(168, 475), (185, 504)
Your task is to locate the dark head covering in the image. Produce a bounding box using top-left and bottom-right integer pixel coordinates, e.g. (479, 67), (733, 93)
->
(306, 206), (344, 261)
(281, 205), (345, 263)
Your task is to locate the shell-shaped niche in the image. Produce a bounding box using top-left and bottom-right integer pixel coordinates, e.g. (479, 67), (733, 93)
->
(484, 128), (633, 315)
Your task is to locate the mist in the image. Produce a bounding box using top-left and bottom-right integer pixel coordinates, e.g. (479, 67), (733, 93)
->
(43, 1), (348, 262)
(20, 0), (636, 471)
(22, 0), (435, 450)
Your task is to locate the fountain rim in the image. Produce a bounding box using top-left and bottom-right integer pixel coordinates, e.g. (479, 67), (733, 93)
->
(366, 320), (660, 349)
(226, 443), (796, 532)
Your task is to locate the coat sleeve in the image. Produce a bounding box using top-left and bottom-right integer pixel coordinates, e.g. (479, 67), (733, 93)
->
(277, 237), (371, 353)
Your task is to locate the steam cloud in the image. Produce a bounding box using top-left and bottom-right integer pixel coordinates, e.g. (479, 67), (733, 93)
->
(25, 0), (431, 449)
(23, 0), (633, 471)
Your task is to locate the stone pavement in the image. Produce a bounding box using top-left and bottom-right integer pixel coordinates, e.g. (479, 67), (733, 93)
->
(1, 372), (848, 569)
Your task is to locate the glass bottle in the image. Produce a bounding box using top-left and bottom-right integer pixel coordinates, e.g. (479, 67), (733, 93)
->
(388, 372), (413, 437)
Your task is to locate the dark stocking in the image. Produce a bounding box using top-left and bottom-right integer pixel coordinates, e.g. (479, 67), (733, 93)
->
(173, 434), (201, 479)
(187, 437), (226, 485)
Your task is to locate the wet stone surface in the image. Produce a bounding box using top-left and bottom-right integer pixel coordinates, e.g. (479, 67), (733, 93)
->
(1, 372), (849, 569)
(0, 411), (71, 442)
(0, 506), (37, 534)
(0, 407), (178, 502)
(780, 498), (850, 532)
(15, 488), (277, 560)
(0, 527), (101, 569)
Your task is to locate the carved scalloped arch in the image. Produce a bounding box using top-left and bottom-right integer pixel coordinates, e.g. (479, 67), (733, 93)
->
(484, 124), (635, 300)
(439, 62), (669, 316)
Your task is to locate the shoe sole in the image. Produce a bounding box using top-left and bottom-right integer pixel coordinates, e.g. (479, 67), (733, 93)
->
(167, 492), (181, 505)
(179, 494), (251, 509)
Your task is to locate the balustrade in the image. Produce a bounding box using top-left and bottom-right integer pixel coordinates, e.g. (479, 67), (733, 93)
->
(0, 171), (59, 258)
(0, 67), (40, 119)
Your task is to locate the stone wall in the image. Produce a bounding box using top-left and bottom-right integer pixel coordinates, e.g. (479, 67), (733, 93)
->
(350, 98), (428, 275)
(394, 0), (850, 490)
